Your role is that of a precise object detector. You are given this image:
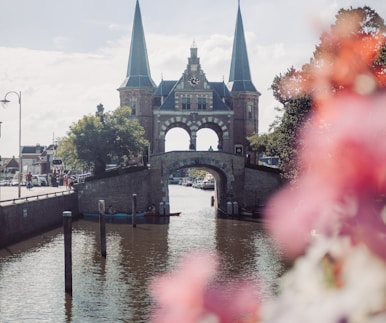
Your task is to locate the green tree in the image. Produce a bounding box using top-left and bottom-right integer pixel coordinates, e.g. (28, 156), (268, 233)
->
(247, 132), (280, 158)
(273, 97), (312, 180)
(188, 168), (207, 179)
(58, 105), (148, 175)
(107, 106), (149, 161)
(55, 136), (87, 173)
(70, 114), (109, 175)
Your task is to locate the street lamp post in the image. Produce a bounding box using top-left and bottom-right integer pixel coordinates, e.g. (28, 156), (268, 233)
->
(1, 91), (22, 198)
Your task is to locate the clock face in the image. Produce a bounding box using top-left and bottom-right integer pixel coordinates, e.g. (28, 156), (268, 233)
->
(189, 75), (199, 87)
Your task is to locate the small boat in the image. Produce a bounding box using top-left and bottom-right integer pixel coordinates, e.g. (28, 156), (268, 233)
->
(240, 208), (263, 218)
(83, 212), (146, 220)
(240, 209), (253, 217)
(83, 211), (181, 220)
(145, 212), (181, 217)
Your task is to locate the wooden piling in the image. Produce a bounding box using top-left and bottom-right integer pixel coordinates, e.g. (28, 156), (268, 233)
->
(226, 201), (233, 215)
(63, 211), (72, 295)
(132, 194), (137, 227)
(98, 200), (107, 258)
(159, 202), (165, 216)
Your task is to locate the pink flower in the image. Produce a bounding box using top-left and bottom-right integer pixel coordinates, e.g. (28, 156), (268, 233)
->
(265, 93), (386, 260)
(149, 251), (260, 323)
(264, 176), (340, 259)
(340, 196), (386, 260)
(302, 94), (386, 196)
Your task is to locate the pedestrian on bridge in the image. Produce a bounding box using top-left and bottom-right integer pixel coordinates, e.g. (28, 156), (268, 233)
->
(64, 175), (69, 190)
(26, 172), (33, 190)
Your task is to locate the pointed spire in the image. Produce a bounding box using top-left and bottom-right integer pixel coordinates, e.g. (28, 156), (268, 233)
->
(120, 0), (155, 88)
(228, 2), (257, 92)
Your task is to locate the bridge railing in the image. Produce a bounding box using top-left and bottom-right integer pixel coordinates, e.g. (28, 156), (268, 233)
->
(0, 190), (75, 206)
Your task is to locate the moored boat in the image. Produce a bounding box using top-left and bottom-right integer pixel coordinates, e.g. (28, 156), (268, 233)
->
(167, 212), (181, 216)
(83, 212), (146, 220)
(240, 208), (253, 216)
(83, 211), (181, 220)
(145, 212), (181, 217)
(240, 207), (263, 218)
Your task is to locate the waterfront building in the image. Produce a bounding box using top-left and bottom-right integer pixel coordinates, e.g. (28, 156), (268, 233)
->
(119, 0), (261, 163)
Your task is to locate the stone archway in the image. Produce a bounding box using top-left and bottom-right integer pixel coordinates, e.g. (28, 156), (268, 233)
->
(150, 151), (245, 212)
(163, 159), (230, 210)
(157, 116), (232, 153)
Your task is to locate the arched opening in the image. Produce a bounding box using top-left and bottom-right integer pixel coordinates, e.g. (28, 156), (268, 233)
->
(165, 128), (190, 152)
(165, 168), (218, 215)
(196, 128), (218, 151)
(159, 152), (234, 213)
(166, 165), (223, 212)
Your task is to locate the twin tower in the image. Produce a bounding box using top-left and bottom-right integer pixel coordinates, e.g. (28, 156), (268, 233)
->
(118, 0), (260, 160)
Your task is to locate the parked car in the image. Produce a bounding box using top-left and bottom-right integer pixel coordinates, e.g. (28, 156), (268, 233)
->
(181, 177), (193, 186)
(202, 179), (215, 190)
(32, 175), (47, 187)
(192, 179), (204, 189)
(76, 173), (91, 183)
(0, 180), (9, 186)
(10, 179), (19, 186)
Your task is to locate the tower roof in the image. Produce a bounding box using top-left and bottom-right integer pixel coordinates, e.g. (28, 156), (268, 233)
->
(119, 0), (155, 89)
(228, 2), (259, 93)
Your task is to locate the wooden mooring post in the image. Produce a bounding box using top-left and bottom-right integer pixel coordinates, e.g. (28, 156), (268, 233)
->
(63, 211), (72, 295)
(132, 194), (137, 228)
(98, 200), (107, 258)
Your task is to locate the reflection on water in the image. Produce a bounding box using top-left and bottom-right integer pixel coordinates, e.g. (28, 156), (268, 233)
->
(0, 185), (284, 322)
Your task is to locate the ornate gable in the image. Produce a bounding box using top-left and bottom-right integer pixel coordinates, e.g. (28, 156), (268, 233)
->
(159, 43), (230, 112)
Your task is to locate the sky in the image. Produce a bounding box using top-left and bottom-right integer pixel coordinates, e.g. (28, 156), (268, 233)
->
(1, 0), (385, 156)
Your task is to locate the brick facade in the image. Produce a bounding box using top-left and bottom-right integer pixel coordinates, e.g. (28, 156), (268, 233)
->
(119, 1), (261, 161)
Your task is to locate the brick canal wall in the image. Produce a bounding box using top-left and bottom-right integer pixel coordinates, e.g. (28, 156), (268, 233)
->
(76, 163), (283, 216)
(243, 165), (283, 209)
(0, 193), (79, 249)
(0, 163), (282, 250)
(77, 166), (152, 215)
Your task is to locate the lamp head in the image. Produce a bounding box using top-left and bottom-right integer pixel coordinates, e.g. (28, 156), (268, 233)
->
(0, 99), (10, 108)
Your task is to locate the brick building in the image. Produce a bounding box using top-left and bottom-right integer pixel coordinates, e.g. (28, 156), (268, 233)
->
(118, 0), (260, 162)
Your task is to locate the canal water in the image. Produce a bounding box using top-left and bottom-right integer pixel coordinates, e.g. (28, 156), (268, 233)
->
(0, 185), (285, 322)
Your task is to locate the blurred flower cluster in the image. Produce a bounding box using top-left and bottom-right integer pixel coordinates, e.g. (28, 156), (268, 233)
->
(149, 251), (260, 323)
(149, 11), (386, 323)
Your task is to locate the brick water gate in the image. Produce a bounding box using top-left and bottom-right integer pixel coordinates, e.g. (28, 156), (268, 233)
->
(77, 151), (282, 215)
(77, 1), (284, 214)
(118, 1), (261, 162)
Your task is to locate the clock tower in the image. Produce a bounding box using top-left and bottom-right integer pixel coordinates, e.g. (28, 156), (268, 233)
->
(186, 43), (201, 88)
(120, 0), (260, 159)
